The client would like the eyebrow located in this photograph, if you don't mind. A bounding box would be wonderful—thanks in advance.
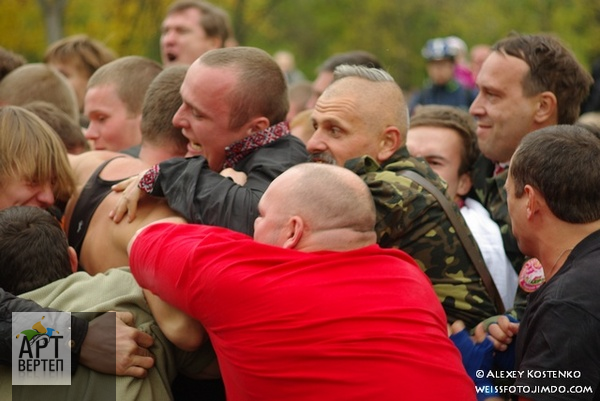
[312,113,346,129]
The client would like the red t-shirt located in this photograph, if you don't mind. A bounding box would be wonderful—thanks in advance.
[130,223,475,401]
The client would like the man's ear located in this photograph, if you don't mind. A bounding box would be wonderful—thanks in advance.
[524,184,540,220]
[247,116,270,135]
[68,246,78,273]
[208,36,222,49]
[282,216,304,250]
[456,172,472,197]
[534,91,557,125]
[376,126,402,163]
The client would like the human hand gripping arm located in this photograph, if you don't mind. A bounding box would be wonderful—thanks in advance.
[1,290,153,378]
[449,321,503,401]
[478,314,520,352]
[80,311,155,378]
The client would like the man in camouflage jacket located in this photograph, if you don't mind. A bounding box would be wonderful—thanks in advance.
[307,64,497,329]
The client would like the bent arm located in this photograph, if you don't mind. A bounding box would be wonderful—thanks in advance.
[152,139,307,235]
[0,288,86,374]
[129,223,249,318]
[151,157,263,235]
[143,289,206,352]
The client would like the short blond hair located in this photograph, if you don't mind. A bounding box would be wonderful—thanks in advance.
[0,106,75,203]
[44,34,117,79]
[0,63,79,121]
[87,56,163,116]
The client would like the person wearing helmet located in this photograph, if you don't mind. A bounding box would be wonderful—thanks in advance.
[409,37,476,114]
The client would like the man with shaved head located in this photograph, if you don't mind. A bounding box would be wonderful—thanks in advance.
[307,65,499,328]
[128,162,475,401]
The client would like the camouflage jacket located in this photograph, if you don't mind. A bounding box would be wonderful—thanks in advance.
[472,156,527,318]
[473,168,526,273]
[346,147,498,328]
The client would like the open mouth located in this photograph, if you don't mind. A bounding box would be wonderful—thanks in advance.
[167,53,177,62]
[186,141,204,157]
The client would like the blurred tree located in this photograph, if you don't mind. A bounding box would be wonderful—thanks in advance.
[1,0,598,90]
[37,0,67,45]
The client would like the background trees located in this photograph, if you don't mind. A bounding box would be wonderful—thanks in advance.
[2,0,599,90]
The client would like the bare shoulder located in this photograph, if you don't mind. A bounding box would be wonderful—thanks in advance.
[70,151,149,183]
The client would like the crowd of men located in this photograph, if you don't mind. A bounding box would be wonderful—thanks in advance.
[0,1,599,400]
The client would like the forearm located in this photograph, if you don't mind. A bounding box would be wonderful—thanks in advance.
[69,313,88,374]
[154,139,307,235]
[143,289,205,352]
[0,288,87,373]
[154,157,261,235]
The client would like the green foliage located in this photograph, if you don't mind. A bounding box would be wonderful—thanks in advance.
[1,0,599,89]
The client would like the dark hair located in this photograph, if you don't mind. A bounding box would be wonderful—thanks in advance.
[510,124,600,223]
[0,206,72,295]
[166,0,232,47]
[493,33,593,124]
[43,34,117,79]
[410,105,479,176]
[141,65,188,154]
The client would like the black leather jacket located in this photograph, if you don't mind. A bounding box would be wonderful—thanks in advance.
[151,132,308,236]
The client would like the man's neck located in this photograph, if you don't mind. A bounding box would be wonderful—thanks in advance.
[139,143,185,166]
[538,220,600,280]
[299,228,377,252]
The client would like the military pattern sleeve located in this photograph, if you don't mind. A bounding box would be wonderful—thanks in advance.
[475,169,529,320]
[346,148,497,329]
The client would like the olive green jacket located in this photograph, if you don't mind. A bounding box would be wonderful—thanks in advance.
[347,147,498,328]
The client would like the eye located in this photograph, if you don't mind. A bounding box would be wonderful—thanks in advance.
[185,103,202,119]
[425,157,444,168]
[26,179,41,188]
[483,89,499,101]
[329,126,342,137]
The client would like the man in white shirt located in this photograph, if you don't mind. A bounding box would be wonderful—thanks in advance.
[407,105,517,309]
